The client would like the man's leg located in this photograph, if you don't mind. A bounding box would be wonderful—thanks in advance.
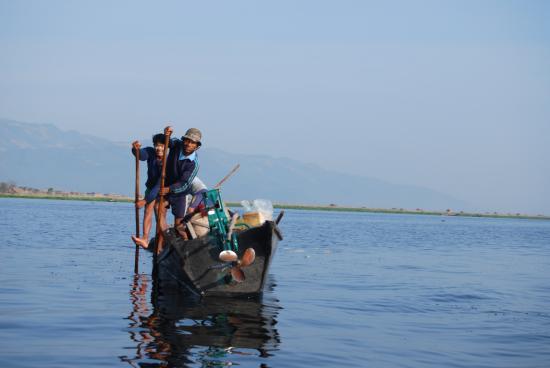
[156,200,169,231]
[131,200,156,249]
[170,194,190,239]
[143,200,156,238]
[155,198,172,253]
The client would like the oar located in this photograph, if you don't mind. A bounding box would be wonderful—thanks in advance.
[154,126,172,256]
[213,164,240,189]
[134,144,141,274]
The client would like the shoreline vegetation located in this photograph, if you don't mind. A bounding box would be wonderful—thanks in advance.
[1,183,548,221]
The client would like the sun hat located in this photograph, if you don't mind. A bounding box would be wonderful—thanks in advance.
[182,128,202,146]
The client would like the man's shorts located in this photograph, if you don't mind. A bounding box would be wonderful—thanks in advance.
[168,194,187,218]
[144,185,160,204]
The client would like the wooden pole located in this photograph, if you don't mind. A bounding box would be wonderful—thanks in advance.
[213,164,240,189]
[154,126,172,257]
[134,147,141,274]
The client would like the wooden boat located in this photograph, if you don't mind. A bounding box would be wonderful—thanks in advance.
[155,218,283,298]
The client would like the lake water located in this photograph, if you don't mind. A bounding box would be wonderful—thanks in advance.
[1,198,549,367]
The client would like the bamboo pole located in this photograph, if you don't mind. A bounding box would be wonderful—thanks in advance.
[154,126,172,257]
[134,146,141,273]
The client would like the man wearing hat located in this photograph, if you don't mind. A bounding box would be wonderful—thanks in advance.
[159,128,203,229]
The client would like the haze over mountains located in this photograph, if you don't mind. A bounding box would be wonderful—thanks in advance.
[0,119,466,211]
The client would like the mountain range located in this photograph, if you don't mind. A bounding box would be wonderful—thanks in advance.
[0,118,466,210]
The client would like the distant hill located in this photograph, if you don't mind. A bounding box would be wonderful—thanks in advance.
[0,118,467,210]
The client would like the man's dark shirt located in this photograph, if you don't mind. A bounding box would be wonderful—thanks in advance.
[131,147,162,190]
[165,139,199,196]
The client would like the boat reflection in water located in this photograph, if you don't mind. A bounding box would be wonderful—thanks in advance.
[120,273,281,367]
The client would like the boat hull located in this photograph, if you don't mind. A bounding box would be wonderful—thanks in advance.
[157,221,281,297]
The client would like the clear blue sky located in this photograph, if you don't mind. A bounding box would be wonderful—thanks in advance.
[1,0,549,214]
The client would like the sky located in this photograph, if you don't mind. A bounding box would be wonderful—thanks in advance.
[1,0,549,214]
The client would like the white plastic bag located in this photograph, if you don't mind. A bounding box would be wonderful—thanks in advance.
[241,199,273,221]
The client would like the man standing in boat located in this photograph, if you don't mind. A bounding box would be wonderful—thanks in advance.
[131,132,167,249]
[160,127,203,230]
[131,127,205,249]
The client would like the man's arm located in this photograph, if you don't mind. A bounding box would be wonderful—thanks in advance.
[168,160,199,195]
[168,137,180,149]
[131,141,150,161]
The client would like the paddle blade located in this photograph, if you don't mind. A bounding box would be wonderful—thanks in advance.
[219,250,238,262]
[239,248,256,267]
[231,267,245,283]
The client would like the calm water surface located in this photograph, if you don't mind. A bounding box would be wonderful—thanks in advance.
[1,198,549,367]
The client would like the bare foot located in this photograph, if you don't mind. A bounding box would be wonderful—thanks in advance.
[131,235,149,249]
